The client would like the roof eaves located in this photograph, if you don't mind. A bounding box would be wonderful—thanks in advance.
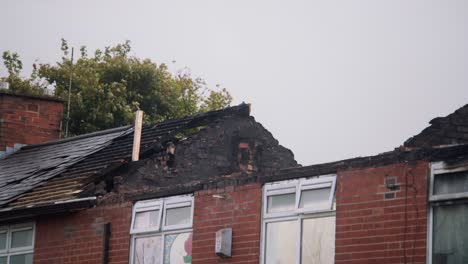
[0,197,97,223]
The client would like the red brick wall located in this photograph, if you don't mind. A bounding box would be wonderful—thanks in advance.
[34,202,132,264]
[0,93,63,150]
[31,162,431,264]
[192,183,262,264]
[335,161,429,264]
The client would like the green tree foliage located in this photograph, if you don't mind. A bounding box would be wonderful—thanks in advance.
[1,51,46,95]
[1,40,233,136]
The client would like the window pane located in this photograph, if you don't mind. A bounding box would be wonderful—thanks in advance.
[265,221,298,264]
[302,216,335,264]
[11,229,33,248]
[10,253,33,264]
[434,171,468,195]
[164,232,192,264]
[134,210,160,230]
[165,207,191,226]
[433,203,468,264]
[0,232,6,249]
[299,187,331,209]
[0,257,6,264]
[267,193,295,213]
[134,236,161,264]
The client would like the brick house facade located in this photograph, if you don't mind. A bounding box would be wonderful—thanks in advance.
[336,162,428,264]
[1,95,468,264]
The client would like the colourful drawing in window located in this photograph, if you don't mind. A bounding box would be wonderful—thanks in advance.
[164,232,192,264]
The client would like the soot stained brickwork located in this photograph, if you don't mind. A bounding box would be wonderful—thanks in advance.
[104,115,297,198]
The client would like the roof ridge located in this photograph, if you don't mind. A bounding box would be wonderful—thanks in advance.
[22,103,250,150]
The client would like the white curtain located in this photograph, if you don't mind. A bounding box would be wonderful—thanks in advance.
[433,203,468,264]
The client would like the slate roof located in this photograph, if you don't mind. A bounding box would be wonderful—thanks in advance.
[404,104,468,148]
[0,103,250,210]
[0,128,128,207]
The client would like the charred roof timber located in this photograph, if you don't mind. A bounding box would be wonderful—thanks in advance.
[1,103,297,217]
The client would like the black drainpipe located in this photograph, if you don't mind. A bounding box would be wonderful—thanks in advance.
[102,223,111,264]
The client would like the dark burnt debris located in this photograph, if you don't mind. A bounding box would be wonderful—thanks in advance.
[3,102,468,216]
[93,114,297,202]
[404,103,468,148]
[0,103,297,211]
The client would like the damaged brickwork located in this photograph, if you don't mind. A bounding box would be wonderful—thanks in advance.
[7,102,468,264]
[92,115,297,200]
[28,108,298,264]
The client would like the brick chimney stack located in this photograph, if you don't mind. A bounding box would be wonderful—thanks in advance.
[0,91,64,157]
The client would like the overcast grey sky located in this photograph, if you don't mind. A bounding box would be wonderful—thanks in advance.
[1,0,468,165]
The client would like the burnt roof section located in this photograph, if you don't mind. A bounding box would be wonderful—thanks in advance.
[404,104,468,148]
[2,103,251,209]
[124,143,468,203]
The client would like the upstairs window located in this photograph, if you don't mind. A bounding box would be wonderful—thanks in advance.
[0,223,35,264]
[429,162,468,264]
[130,195,193,264]
[262,175,336,264]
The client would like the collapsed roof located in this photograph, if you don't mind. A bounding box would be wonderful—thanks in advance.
[0,104,250,213]
[404,103,468,148]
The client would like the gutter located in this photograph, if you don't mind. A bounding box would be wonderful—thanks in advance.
[0,197,97,222]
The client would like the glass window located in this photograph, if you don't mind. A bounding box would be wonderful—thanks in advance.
[134,210,160,230]
[301,217,336,264]
[0,232,6,250]
[430,163,468,264]
[134,236,161,264]
[165,207,191,226]
[267,193,296,213]
[262,176,336,264]
[299,187,331,209]
[9,254,33,264]
[432,203,468,264]
[131,195,193,264]
[11,229,33,248]
[0,223,34,264]
[265,221,298,264]
[434,171,468,195]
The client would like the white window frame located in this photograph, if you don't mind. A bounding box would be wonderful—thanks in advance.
[429,161,468,202]
[427,162,468,264]
[0,222,35,264]
[162,196,194,231]
[130,200,162,234]
[0,227,7,254]
[260,175,337,264]
[297,176,336,213]
[129,194,194,264]
[263,180,298,218]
